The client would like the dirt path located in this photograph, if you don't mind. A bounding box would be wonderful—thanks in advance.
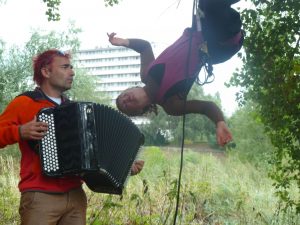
[160,143,226,158]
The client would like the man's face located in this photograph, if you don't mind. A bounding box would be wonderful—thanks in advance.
[46,56,75,92]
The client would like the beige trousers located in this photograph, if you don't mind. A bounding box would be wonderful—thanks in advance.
[19,187,87,225]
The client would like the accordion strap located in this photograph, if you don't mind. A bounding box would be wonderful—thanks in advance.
[19,87,70,104]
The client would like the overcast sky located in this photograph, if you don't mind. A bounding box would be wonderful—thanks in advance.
[0,0,245,115]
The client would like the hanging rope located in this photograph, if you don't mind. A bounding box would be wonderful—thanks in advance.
[196,39,215,85]
[172,0,198,224]
[172,0,219,223]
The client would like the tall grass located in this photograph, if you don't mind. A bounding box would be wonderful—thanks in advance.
[0,151,20,224]
[0,146,299,224]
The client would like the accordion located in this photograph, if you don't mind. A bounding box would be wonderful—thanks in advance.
[37,102,144,195]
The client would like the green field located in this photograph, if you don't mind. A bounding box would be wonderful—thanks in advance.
[0,146,299,225]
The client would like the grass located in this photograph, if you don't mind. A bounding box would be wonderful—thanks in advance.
[0,145,299,224]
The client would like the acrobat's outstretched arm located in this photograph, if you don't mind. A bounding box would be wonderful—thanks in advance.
[107,32,129,47]
[107,32,155,83]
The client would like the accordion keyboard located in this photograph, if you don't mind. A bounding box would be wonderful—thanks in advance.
[38,112,60,174]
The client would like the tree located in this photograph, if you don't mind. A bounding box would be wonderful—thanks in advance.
[0,22,109,113]
[42,0,121,21]
[0,1,121,21]
[229,0,300,212]
[139,84,223,147]
[68,68,111,105]
[228,102,275,167]
[185,83,223,146]
[138,108,175,146]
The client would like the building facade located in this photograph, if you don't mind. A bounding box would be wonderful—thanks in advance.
[74,45,155,124]
[74,45,143,104]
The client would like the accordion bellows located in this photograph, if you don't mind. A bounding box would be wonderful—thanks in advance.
[37,102,144,195]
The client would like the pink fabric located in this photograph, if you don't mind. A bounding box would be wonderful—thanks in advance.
[146,28,204,104]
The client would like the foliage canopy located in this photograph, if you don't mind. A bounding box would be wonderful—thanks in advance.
[0,23,108,113]
[42,0,120,21]
[229,0,300,211]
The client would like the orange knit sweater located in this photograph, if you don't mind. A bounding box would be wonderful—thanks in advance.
[0,91,82,193]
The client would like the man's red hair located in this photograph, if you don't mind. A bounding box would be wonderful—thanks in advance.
[33,49,71,86]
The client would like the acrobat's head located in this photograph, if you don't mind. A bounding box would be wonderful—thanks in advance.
[116,87,157,116]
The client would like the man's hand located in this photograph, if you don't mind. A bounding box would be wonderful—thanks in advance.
[130,160,144,176]
[216,121,233,147]
[19,116,48,140]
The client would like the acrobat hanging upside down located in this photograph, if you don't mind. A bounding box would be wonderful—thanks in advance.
[107,0,243,147]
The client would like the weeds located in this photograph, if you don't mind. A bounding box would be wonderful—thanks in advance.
[0,146,299,224]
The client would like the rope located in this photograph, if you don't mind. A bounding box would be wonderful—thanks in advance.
[172,0,197,224]
[172,0,218,223]
[195,0,215,86]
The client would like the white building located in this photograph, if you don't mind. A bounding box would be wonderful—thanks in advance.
[74,45,154,125]
[74,46,143,104]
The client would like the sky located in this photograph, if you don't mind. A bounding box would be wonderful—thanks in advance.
[0,0,245,116]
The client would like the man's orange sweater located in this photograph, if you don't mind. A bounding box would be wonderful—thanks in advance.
[0,89,82,192]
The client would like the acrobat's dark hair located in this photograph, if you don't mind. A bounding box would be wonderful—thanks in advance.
[142,103,158,116]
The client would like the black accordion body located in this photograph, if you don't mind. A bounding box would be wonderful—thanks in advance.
[37,102,144,195]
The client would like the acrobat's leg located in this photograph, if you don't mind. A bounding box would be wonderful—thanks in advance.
[198,0,240,12]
